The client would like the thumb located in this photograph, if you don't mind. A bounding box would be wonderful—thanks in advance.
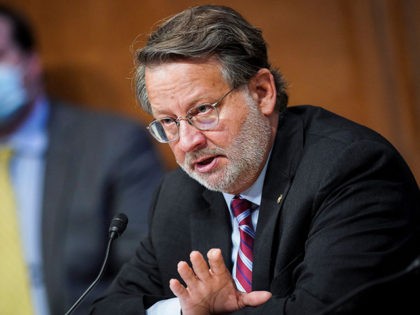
[241,291,272,307]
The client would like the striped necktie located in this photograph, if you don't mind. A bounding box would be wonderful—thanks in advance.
[231,195,256,292]
[0,147,33,314]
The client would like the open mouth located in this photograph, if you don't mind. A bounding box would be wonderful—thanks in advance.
[197,156,215,166]
[194,155,221,173]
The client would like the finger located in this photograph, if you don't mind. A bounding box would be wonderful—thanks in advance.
[169,278,188,299]
[207,248,229,276]
[189,250,211,281]
[177,260,198,287]
[240,291,272,307]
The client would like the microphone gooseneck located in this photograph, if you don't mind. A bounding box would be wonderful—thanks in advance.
[64,213,129,315]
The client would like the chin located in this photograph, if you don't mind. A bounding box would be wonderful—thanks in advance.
[191,170,240,193]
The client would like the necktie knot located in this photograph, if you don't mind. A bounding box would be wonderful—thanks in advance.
[230,195,256,219]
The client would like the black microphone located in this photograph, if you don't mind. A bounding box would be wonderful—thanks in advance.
[64,213,128,315]
[108,213,129,240]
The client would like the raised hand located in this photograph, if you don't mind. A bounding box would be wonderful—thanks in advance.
[169,248,272,315]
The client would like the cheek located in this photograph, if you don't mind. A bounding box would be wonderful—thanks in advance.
[207,130,232,148]
[215,112,247,144]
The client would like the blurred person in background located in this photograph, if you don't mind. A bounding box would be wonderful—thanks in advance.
[0,5,164,315]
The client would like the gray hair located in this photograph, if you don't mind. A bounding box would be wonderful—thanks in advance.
[135,5,288,114]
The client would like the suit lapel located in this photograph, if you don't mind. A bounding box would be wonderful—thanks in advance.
[253,111,304,290]
[191,189,233,271]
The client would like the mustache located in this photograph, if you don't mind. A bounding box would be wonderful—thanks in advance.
[184,147,226,165]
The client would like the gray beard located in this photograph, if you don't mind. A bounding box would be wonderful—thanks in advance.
[180,93,272,193]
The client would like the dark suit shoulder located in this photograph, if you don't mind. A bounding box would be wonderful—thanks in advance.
[47,100,156,155]
[49,100,144,133]
[282,105,416,188]
[287,105,390,146]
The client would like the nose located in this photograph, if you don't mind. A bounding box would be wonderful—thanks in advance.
[177,120,206,152]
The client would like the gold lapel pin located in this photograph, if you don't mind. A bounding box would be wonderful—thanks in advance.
[277,194,283,204]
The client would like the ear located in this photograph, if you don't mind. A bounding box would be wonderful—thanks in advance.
[247,68,277,116]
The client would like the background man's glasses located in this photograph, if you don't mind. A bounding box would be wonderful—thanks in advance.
[147,87,236,143]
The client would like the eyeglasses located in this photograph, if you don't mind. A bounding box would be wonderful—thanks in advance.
[147,87,236,143]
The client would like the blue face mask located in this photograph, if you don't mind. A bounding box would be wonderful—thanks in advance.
[0,64,28,123]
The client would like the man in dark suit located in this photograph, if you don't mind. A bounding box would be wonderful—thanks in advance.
[91,5,420,315]
[0,5,163,315]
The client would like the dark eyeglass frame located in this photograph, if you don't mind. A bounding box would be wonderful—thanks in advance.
[147,87,237,143]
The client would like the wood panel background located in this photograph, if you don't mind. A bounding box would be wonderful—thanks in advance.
[3,0,419,182]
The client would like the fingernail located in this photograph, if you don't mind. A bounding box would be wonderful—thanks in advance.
[209,248,220,257]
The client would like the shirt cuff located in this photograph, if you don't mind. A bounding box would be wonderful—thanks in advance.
[145,297,181,315]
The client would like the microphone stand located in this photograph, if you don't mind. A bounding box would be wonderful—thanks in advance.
[64,213,128,315]
[64,235,115,315]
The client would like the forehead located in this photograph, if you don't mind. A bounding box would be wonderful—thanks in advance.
[146,60,227,96]
[145,59,229,116]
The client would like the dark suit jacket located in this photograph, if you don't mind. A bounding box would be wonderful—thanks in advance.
[319,256,420,315]
[91,105,420,315]
[41,101,163,314]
